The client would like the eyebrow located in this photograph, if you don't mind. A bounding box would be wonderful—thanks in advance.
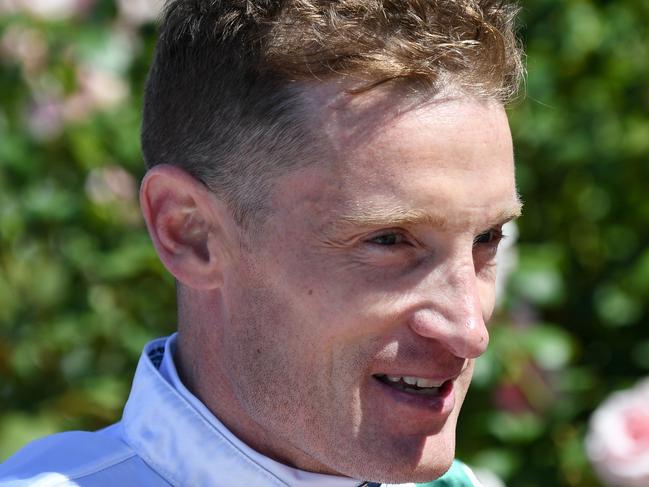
[333,197,523,232]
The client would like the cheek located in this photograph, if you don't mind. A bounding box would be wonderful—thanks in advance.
[222,261,295,386]
[224,260,333,399]
[477,278,497,320]
[223,272,370,459]
[221,284,318,445]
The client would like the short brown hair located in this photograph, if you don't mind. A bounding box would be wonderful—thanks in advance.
[141,0,523,225]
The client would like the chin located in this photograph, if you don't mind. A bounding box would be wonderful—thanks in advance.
[408,450,456,483]
[394,444,456,484]
[357,456,456,485]
[336,429,457,484]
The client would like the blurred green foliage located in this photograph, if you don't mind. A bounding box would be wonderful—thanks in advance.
[0,0,176,457]
[1,1,648,486]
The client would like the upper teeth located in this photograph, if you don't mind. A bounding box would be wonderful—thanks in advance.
[384,375,444,388]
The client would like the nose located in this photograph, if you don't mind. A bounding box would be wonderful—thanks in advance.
[408,260,490,359]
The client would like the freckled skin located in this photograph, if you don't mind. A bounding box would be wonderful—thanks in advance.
[179,92,519,483]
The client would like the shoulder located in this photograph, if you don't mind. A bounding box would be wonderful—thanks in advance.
[0,423,166,487]
[415,460,484,487]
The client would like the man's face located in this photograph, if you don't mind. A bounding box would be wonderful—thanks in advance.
[217,92,520,483]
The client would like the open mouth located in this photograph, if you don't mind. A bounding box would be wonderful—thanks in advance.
[373,374,453,397]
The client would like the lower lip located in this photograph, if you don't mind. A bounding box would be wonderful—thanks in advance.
[371,377,456,416]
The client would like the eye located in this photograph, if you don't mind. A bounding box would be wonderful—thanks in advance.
[367,232,407,246]
[473,228,506,252]
[474,228,505,246]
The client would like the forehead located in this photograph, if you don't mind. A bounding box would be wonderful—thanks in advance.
[271,87,518,229]
[314,86,511,165]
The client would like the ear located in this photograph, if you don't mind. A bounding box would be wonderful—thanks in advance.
[140,164,228,290]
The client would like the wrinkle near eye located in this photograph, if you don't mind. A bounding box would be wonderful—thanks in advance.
[317,234,359,251]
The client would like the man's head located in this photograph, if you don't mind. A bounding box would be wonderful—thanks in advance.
[139,0,523,483]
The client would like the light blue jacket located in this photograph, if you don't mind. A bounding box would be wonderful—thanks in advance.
[0,336,482,487]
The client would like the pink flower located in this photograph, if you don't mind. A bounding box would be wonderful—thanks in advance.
[76,65,129,110]
[117,0,163,26]
[85,165,141,225]
[27,95,64,141]
[0,26,48,75]
[587,378,649,487]
[13,0,94,21]
[85,165,137,205]
[61,65,129,122]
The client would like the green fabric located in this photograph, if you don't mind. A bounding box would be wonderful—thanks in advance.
[415,460,477,486]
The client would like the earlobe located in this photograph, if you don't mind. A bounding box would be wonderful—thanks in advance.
[140,164,224,290]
